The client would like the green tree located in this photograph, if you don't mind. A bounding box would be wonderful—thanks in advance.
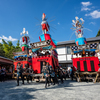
[15,40,22,52]
[1,39,22,59]
[2,39,15,59]
[2,39,7,44]
[8,41,13,47]
[16,40,20,47]
[0,43,5,57]
[96,29,100,37]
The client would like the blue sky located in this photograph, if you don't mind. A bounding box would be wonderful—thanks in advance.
[0,0,100,45]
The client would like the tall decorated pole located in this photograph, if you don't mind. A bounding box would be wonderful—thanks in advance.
[39,13,56,48]
[70,17,100,80]
[20,28,30,51]
[29,13,59,74]
[71,16,87,46]
[71,16,99,54]
[41,13,50,34]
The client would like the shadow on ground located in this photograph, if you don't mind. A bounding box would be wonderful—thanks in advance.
[0,81,37,100]
[0,79,100,100]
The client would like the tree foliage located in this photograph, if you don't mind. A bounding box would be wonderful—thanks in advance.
[0,39,22,59]
[15,40,22,52]
[96,29,100,37]
[0,43,5,57]
[16,40,20,47]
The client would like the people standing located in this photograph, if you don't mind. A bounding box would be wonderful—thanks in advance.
[54,66,59,84]
[70,67,74,80]
[0,67,1,82]
[27,65,34,83]
[66,68,69,78]
[46,62,52,84]
[50,68,56,85]
[23,65,29,84]
[59,69,64,83]
[0,67,6,82]
[42,62,50,88]
[57,68,63,84]
[16,63,24,86]
[62,69,66,80]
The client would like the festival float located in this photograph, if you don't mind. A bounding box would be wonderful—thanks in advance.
[13,13,59,81]
[13,28,32,72]
[30,13,58,75]
[71,17,100,82]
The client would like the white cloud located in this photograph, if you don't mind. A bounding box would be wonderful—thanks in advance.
[58,22,60,25]
[0,35,18,43]
[81,1,92,11]
[81,2,92,7]
[81,7,91,11]
[89,22,96,25]
[85,10,100,18]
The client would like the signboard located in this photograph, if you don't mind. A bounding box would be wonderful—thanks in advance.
[79,58,90,60]
[13,51,27,56]
[71,42,98,51]
[37,59,48,61]
[30,40,51,49]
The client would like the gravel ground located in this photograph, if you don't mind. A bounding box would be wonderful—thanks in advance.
[0,79,100,100]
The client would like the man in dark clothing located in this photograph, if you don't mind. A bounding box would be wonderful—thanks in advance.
[46,62,52,84]
[23,65,30,83]
[57,68,63,83]
[17,63,24,86]
[0,67,6,82]
[59,69,64,83]
[0,67,1,81]
[62,69,66,80]
[42,62,51,88]
[54,67,59,84]
[27,65,34,83]
[45,74,50,88]
[50,68,56,85]
[70,67,74,80]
